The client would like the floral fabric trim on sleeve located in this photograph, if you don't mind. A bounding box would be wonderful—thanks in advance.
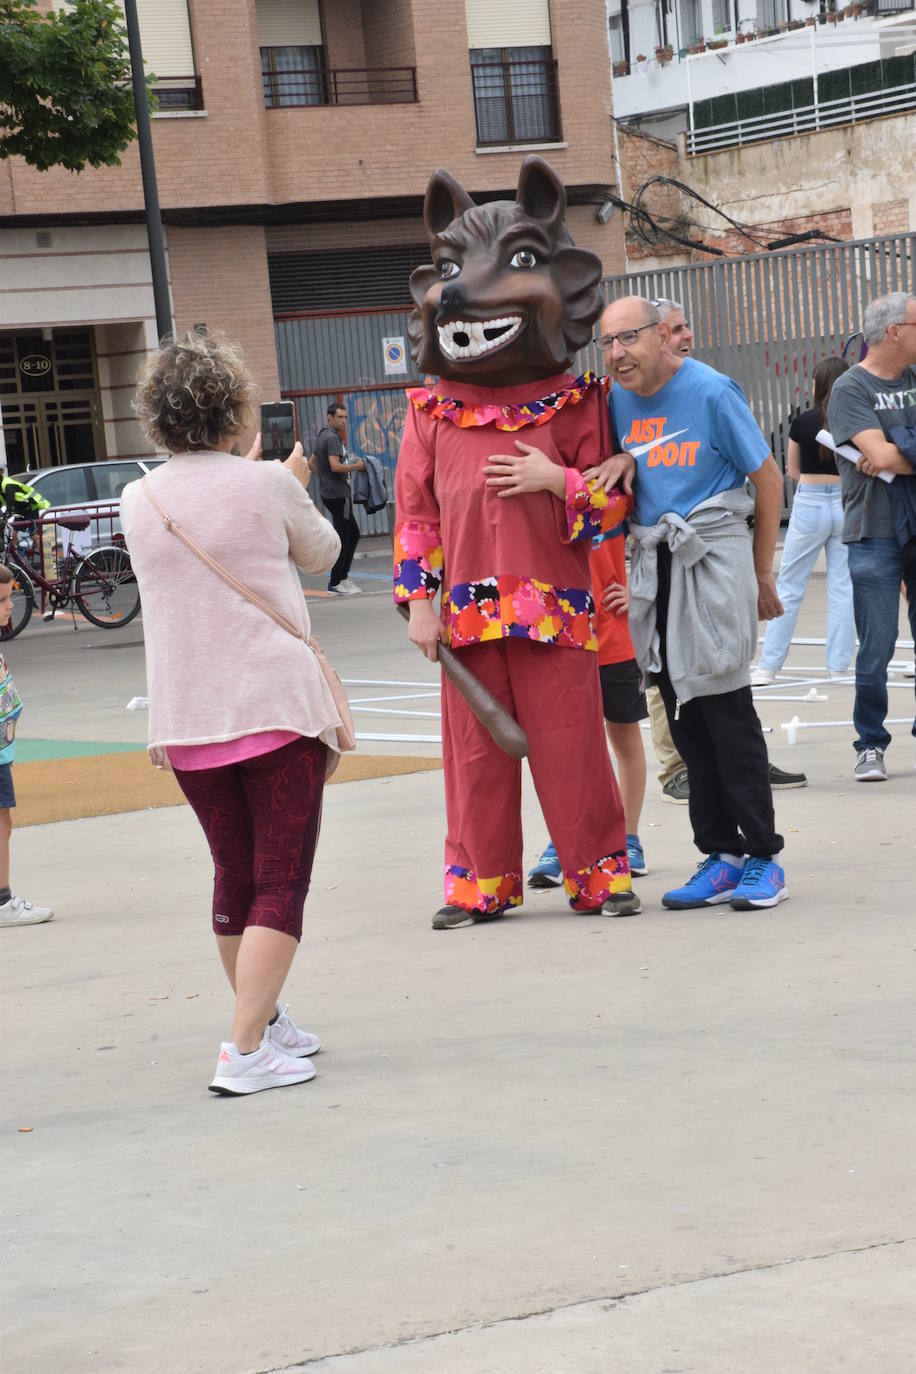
[394,521,444,602]
[565,469,631,544]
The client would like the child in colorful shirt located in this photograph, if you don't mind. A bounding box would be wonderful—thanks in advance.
[0,565,53,927]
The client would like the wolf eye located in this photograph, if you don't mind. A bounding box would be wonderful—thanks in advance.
[438,260,460,279]
[509,249,538,269]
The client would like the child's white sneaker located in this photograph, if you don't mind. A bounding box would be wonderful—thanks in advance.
[269,1003,321,1058]
[208,1038,316,1096]
[0,896,53,927]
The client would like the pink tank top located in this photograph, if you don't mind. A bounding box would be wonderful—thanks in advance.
[167,730,299,771]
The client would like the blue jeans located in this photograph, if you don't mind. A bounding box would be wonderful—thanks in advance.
[759,485,855,673]
[846,536,916,752]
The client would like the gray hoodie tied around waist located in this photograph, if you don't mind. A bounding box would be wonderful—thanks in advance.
[628,486,757,705]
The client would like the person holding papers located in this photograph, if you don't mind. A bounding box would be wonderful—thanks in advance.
[827,292,916,782]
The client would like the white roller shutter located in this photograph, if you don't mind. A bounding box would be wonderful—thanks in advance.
[133,0,195,78]
[465,0,551,49]
[256,0,323,47]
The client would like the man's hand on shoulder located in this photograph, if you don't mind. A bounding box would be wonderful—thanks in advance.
[756,570,783,621]
[584,452,636,495]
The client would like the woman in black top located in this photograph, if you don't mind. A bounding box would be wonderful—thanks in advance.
[754,356,855,681]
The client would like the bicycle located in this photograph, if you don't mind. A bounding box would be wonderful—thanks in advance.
[0,506,141,640]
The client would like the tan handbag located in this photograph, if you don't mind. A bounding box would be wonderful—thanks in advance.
[141,478,356,754]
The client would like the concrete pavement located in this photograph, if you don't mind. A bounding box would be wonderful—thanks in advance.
[2,556,915,1373]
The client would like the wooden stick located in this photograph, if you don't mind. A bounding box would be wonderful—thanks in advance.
[396,605,529,759]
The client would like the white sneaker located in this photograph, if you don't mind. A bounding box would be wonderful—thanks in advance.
[0,896,54,927]
[208,1037,316,1096]
[269,1004,321,1058]
[750,667,777,686]
[339,578,362,595]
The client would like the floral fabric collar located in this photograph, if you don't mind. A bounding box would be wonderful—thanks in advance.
[407,372,608,432]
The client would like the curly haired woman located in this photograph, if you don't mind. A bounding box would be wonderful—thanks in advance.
[122,330,343,1096]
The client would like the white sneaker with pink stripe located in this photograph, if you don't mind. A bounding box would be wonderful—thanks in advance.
[208,1037,316,1096]
[269,1003,321,1058]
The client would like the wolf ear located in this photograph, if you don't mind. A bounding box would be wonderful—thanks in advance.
[423,170,475,238]
[515,156,567,230]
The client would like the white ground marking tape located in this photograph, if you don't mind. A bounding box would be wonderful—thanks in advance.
[350,706,441,718]
[342,679,439,688]
[347,692,440,705]
[355,731,442,744]
[781,715,913,745]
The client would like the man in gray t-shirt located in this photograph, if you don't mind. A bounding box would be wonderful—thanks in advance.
[826,291,916,778]
[313,402,366,594]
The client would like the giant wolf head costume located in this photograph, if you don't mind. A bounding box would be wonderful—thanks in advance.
[407,157,604,389]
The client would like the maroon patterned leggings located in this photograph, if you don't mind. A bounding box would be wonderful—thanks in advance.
[173,736,327,942]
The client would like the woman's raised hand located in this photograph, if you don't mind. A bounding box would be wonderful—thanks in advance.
[283,442,312,487]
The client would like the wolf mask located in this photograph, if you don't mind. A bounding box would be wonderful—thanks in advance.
[408,157,604,388]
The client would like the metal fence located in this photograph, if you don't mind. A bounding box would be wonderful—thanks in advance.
[274,231,915,524]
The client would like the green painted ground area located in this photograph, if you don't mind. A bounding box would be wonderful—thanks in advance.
[15,738,146,763]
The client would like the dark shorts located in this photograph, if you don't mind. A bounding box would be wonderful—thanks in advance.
[0,762,15,809]
[599,659,648,725]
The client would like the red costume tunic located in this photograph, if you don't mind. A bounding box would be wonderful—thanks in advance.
[394,373,627,649]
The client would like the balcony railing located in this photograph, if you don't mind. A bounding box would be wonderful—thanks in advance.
[687,77,916,153]
[261,55,418,109]
[152,75,204,112]
[470,57,562,146]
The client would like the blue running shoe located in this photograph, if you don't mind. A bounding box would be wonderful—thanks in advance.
[527,840,562,889]
[626,833,647,877]
[662,853,745,909]
[729,857,788,910]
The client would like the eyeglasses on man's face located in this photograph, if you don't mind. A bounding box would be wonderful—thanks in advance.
[596,322,659,350]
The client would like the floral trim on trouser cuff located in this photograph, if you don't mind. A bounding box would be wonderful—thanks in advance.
[394,521,444,601]
[446,576,596,650]
[565,468,630,543]
[564,850,631,909]
[444,865,523,914]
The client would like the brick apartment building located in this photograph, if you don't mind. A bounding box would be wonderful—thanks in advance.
[0,0,624,476]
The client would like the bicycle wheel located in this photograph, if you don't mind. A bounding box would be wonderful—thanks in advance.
[74,546,141,628]
[0,568,35,640]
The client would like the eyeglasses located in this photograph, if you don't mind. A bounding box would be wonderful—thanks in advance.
[596,322,659,349]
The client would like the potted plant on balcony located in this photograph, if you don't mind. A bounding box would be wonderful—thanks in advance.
[655,44,674,65]
[687,36,706,53]
[708,32,729,49]
[612,58,629,77]
[788,17,805,29]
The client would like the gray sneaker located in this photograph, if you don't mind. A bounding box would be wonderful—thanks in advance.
[661,768,689,805]
[601,890,642,917]
[854,747,887,782]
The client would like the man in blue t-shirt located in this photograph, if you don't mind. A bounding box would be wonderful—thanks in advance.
[588,296,787,911]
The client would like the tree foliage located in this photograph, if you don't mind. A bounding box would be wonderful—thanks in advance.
[0,0,155,172]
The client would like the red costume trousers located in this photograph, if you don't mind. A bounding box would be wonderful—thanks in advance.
[441,638,630,913]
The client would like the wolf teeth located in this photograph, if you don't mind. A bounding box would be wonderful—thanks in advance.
[437,315,522,361]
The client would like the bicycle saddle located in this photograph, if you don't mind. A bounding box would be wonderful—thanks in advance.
[57,516,91,532]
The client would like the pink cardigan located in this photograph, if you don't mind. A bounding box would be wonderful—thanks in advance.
[120,452,343,758]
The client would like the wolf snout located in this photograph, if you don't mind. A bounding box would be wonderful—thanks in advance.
[436,283,467,317]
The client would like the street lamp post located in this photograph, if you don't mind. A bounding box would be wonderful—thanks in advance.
[122,0,173,343]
